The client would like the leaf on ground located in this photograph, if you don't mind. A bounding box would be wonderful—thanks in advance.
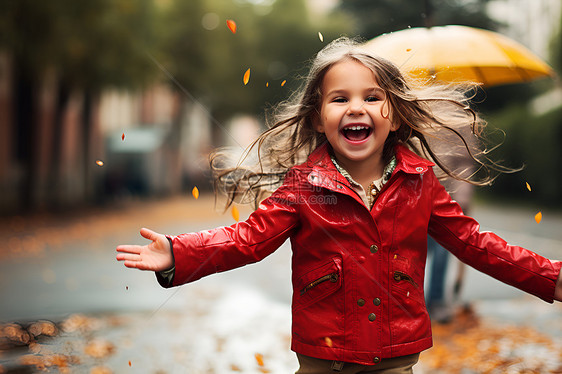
[255,352,264,367]
[84,339,115,359]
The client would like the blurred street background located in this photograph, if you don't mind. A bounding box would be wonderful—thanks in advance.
[1,0,562,373]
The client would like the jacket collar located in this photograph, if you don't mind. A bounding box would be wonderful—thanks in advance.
[393,144,434,175]
[299,142,434,194]
[305,142,434,176]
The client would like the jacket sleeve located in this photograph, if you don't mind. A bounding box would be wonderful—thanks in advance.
[163,171,301,288]
[427,172,561,303]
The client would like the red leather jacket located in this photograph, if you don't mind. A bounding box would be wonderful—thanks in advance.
[164,143,561,365]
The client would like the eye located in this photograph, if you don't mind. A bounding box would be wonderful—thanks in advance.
[365,95,381,102]
[331,97,347,103]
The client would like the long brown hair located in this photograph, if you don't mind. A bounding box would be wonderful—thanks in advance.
[211,37,511,209]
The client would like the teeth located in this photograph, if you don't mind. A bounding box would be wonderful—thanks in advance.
[345,125,369,131]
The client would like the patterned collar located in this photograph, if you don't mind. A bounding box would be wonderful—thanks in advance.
[330,155,397,208]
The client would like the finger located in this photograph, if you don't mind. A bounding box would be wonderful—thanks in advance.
[124,260,151,271]
[140,227,159,242]
[116,245,142,254]
[116,253,141,262]
[123,260,141,269]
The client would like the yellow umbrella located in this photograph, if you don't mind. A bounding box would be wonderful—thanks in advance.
[361,25,555,87]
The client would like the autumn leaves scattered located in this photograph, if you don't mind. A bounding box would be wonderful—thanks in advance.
[526,181,543,224]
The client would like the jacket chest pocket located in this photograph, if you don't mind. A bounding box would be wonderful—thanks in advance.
[294,257,342,311]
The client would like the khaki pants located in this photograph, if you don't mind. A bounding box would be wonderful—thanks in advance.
[295,353,420,374]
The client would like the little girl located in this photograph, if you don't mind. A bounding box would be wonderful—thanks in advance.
[116,37,562,373]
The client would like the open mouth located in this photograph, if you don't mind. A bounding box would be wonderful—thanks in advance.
[341,125,372,142]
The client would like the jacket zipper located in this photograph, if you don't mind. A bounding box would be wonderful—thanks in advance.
[393,271,418,288]
[301,272,339,295]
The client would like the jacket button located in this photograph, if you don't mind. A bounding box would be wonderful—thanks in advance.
[357,298,366,307]
[368,313,376,321]
[373,357,380,363]
[373,298,381,306]
[370,244,378,253]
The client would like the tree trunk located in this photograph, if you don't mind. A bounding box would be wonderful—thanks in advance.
[47,81,71,210]
[14,67,37,211]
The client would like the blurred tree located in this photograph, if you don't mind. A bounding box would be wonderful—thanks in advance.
[158,0,350,145]
[336,0,498,39]
[0,0,157,210]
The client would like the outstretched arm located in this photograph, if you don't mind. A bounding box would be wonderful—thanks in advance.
[116,228,174,272]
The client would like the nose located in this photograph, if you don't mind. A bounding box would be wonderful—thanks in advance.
[347,99,365,116]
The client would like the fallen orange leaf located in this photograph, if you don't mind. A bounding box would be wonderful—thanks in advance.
[95,160,104,167]
[192,186,199,199]
[266,82,269,87]
[281,80,286,86]
[232,206,240,222]
[535,211,542,224]
[526,182,531,191]
[243,68,250,85]
[84,339,115,359]
[226,19,237,34]
[255,353,264,367]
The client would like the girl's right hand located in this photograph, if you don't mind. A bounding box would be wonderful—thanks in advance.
[116,228,174,272]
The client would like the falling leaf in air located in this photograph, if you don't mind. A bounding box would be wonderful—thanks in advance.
[406,48,412,52]
[126,286,128,290]
[226,19,237,34]
[318,32,324,42]
[95,160,104,167]
[232,206,240,222]
[128,360,132,367]
[535,212,542,224]
[266,82,269,87]
[324,337,333,347]
[243,68,251,85]
[121,133,125,141]
[255,353,264,367]
[281,80,286,86]
[192,186,200,199]
[526,182,531,191]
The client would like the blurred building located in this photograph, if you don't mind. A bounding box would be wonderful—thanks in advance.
[0,65,213,214]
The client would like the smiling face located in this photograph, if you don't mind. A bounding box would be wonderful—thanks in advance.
[314,59,399,174]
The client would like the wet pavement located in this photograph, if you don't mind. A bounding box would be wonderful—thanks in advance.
[0,194,561,373]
